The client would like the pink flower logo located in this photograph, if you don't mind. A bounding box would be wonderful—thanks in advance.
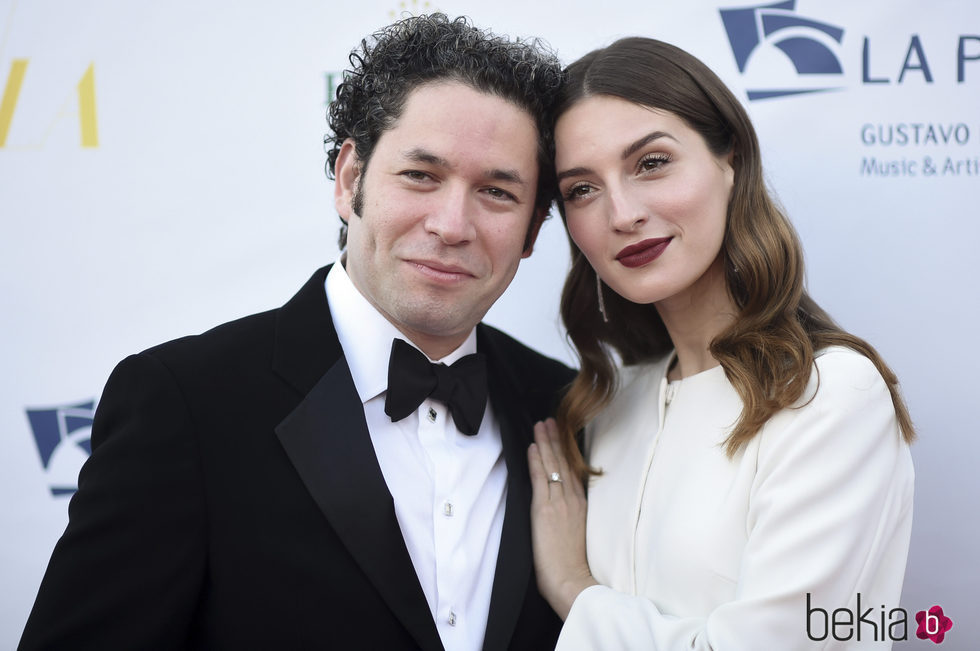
[915,605,953,644]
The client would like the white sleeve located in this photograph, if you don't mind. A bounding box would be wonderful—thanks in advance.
[557,350,915,651]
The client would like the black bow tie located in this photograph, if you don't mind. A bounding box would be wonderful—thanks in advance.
[384,338,488,436]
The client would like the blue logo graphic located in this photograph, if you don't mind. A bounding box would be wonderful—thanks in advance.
[720,1,845,100]
[26,400,95,496]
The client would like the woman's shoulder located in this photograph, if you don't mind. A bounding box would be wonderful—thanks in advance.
[759,345,903,454]
[756,345,912,496]
[802,345,889,407]
[813,345,881,375]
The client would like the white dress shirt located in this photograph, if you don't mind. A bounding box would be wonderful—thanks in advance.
[559,347,914,650]
[325,262,506,651]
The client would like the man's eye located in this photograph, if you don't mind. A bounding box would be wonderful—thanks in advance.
[486,187,516,201]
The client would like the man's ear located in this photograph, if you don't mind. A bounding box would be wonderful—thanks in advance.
[334,138,360,221]
[521,208,547,258]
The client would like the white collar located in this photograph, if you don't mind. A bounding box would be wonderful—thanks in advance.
[324,259,478,404]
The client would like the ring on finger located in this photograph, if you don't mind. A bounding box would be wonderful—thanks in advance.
[548,471,563,484]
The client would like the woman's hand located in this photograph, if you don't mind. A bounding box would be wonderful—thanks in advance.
[528,418,598,620]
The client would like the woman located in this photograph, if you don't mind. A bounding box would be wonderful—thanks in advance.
[527,38,915,649]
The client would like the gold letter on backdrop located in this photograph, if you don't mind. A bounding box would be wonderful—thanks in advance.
[0,58,28,146]
[77,63,98,147]
[0,60,98,148]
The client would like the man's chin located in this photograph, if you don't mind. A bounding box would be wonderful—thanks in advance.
[390,307,485,345]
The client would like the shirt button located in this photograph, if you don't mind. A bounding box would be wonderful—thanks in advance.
[427,407,437,422]
[443,501,454,517]
[448,610,457,626]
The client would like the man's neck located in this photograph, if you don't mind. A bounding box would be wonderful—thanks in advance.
[339,254,474,361]
[391,326,470,361]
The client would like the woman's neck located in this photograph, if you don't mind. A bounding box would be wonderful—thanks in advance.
[657,257,737,381]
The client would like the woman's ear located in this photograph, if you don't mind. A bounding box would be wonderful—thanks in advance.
[721,141,736,190]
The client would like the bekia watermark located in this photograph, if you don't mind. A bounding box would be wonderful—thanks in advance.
[806,593,953,644]
[915,605,953,644]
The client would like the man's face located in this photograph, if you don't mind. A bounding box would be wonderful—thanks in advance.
[334,81,541,357]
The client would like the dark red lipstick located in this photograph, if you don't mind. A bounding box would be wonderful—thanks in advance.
[616,237,672,268]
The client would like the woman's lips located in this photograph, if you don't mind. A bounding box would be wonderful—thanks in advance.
[616,237,672,268]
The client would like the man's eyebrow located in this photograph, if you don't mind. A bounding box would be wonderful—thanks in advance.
[403,147,527,187]
[622,130,677,160]
[486,168,527,186]
[403,147,451,168]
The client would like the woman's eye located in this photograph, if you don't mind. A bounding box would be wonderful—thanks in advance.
[639,154,671,172]
[563,184,594,201]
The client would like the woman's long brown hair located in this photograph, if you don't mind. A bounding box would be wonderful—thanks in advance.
[554,38,915,479]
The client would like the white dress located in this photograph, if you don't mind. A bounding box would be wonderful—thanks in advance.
[558,347,914,650]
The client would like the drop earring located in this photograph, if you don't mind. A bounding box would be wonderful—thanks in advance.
[596,272,609,323]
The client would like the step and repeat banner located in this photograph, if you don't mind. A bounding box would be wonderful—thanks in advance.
[2,0,977,647]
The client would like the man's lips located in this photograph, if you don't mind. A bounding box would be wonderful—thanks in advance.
[407,259,475,280]
[615,237,672,268]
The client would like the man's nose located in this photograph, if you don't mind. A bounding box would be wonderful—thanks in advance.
[425,185,477,245]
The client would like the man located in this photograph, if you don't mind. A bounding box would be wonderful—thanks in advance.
[20,14,571,651]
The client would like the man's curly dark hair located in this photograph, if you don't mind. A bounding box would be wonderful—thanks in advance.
[325,13,563,249]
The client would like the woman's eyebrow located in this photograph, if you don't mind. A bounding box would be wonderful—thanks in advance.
[622,130,677,160]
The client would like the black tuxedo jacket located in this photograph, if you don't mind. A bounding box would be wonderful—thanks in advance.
[20,266,574,650]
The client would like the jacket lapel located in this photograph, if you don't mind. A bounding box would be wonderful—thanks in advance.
[272,266,444,651]
[479,326,536,651]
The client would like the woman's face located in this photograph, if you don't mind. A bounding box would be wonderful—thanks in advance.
[555,95,734,308]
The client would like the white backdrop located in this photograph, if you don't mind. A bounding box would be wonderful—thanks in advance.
[2,0,977,648]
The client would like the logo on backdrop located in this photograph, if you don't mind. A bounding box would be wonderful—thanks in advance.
[720,1,980,102]
[720,0,845,100]
[26,400,96,496]
[718,2,980,180]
